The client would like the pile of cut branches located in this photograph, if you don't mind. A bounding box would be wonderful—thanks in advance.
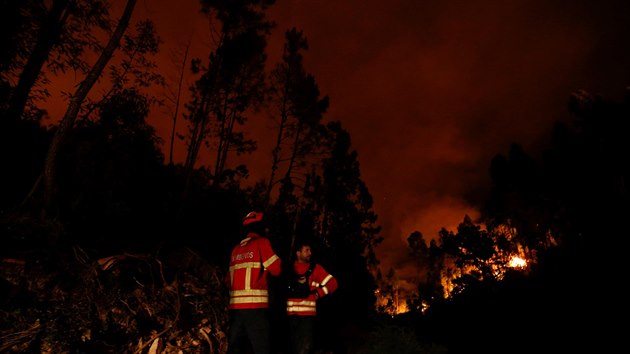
[1,245,228,354]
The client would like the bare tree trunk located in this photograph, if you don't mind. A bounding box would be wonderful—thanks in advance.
[4,0,71,124]
[183,98,211,184]
[181,49,224,204]
[285,119,304,182]
[169,39,191,165]
[213,95,234,187]
[41,0,137,216]
[265,80,290,206]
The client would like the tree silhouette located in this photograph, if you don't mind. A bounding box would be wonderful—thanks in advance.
[164,37,192,165]
[3,0,112,125]
[406,230,444,308]
[309,121,382,315]
[0,1,113,216]
[265,27,330,205]
[181,0,275,201]
[40,0,138,219]
[80,19,165,122]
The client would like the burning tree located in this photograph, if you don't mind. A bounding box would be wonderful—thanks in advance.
[393,215,542,313]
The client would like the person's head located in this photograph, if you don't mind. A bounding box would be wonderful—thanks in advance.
[294,240,312,263]
[242,210,266,236]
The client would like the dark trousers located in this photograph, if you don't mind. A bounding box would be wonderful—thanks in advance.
[288,315,315,354]
[227,308,271,354]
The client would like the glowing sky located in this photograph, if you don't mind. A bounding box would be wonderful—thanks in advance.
[100,0,630,287]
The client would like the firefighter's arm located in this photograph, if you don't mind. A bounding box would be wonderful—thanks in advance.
[260,238,282,276]
[313,265,338,298]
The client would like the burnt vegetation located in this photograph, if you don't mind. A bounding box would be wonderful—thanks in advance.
[1,1,628,353]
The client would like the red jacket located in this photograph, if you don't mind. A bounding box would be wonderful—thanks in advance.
[286,261,338,316]
[227,232,281,310]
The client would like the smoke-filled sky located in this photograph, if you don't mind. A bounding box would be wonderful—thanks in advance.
[79,0,630,287]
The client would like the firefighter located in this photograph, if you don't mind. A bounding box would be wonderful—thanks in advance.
[286,239,338,354]
[226,211,282,354]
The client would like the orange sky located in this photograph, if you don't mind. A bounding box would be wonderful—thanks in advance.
[47,0,630,289]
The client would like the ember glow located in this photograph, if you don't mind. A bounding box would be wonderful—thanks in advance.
[375,288,409,316]
[509,256,527,268]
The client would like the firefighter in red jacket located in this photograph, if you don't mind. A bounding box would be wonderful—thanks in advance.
[286,239,338,354]
[226,211,282,354]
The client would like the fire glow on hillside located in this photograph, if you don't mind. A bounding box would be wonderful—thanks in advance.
[375,222,546,316]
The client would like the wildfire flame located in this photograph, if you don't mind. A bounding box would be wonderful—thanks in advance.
[509,256,526,268]
[374,222,549,316]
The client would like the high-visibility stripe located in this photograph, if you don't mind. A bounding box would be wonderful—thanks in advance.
[287,297,317,315]
[287,299,316,314]
[239,237,251,246]
[321,274,333,285]
[245,267,251,289]
[287,300,316,307]
[263,254,279,268]
[287,299,316,311]
[322,286,329,295]
[230,296,269,304]
[229,262,261,271]
[230,289,268,296]
[287,305,316,312]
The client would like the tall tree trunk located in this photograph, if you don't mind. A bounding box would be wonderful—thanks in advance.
[4,0,71,124]
[182,43,225,201]
[182,96,211,191]
[169,39,191,165]
[41,0,137,216]
[285,119,304,182]
[265,78,290,206]
[213,106,238,188]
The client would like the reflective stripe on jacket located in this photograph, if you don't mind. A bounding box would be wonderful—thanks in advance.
[227,233,281,309]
